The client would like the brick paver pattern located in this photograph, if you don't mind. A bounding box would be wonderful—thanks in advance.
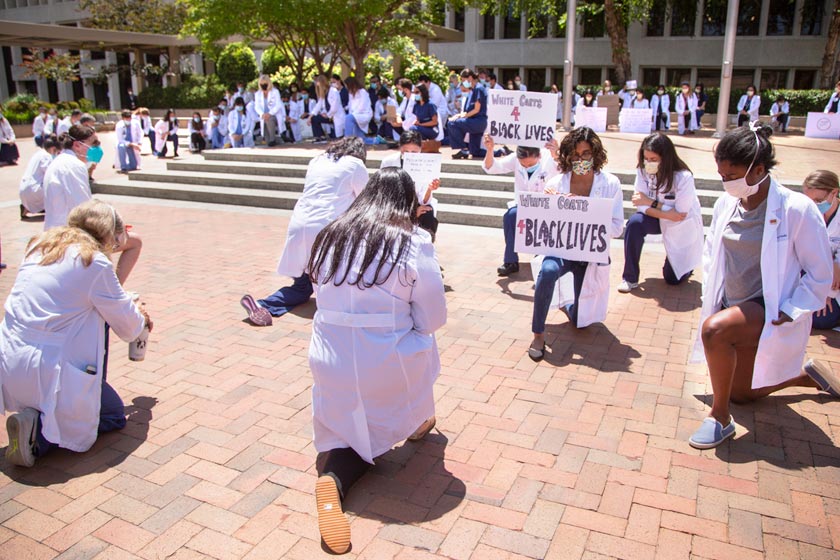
[0,144,839,558]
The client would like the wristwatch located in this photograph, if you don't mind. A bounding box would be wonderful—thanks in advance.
[651,200,659,209]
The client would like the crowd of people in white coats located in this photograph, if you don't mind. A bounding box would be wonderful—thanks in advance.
[2,68,840,556]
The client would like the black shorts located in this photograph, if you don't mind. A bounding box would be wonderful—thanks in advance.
[721,296,766,310]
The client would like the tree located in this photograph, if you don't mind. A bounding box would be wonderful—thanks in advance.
[820,0,840,87]
[216,42,259,88]
[260,45,286,76]
[78,0,186,35]
[20,49,80,82]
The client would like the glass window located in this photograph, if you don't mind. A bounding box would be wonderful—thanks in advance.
[482,14,495,39]
[551,15,567,38]
[647,0,666,36]
[766,0,795,35]
[760,69,788,90]
[666,68,691,87]
[696,68,722,88]
[642,68,661,87]
[90,50,106,61]
[702,0,726,36]
[500,68,519,86]
[606,68,619,86]
[737,0,761,35]
[670,0,696,36]
[582,1,606,38]
[793,69,817,89]
[731,69,756,90]
[801,0,824,35]
[579,67,602,86]
[529,13,549,38]
[454,8,465,32]
[526,69,545,91]
[503,10,522,39]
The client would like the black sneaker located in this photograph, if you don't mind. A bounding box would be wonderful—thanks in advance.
[452,150,469,160]
[497,262,519,276]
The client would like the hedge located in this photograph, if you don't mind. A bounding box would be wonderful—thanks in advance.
[0,93,99,124]
[137,74,227,109]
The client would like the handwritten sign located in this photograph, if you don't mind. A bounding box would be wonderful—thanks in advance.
[619,108,654,134]
[402,152,442,196]
[487,90,558,148]
[575,107,608,132]
[514,193,615,264]
[805,112,840,140]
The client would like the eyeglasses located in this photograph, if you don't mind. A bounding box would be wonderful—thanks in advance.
[570,151,593,161]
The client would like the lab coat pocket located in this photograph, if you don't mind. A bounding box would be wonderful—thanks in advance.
[58,362,100,421]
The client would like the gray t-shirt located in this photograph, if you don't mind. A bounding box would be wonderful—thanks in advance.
[722,198,767,306]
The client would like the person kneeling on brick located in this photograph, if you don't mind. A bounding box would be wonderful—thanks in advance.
[307,167,446,554]
[0,200,153,467]
[690,123,839,450]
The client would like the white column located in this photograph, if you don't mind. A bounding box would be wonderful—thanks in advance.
[714,0,740,138]
[694,0,705,37]
[545,67,551,89]
[520,11,527,39]
[54,49,75,102]
[562,0,576,130]
[792,0,803,36]
[190,53,204,76]
[494,13,502,40]
[129,51,142,93]
[80,50,96,101]
[11,47,26,94]
[105,51,121,110]
[758,0,770,36]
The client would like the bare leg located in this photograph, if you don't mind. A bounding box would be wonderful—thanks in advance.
[115,231,142,285]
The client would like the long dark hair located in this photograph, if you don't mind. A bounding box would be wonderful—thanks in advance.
[558,127,607,174]
[325,136,367,163]
[307,168,419,288]
[636,133,691,194]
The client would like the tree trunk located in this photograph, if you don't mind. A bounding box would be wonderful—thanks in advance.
[353,51,367,82]
[820,0,840,87]
[603,0,632,85]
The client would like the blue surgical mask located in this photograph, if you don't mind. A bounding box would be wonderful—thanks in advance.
[413,94,421,102]
[193,117,201,123]
[302,94,309,100]
[86,145,104,164]
[817,200,833,214]
[462,80,471,89]
[236,106,244,112]
[524,162,540,174]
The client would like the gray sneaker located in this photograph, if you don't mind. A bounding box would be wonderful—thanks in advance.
[5,408,39,467]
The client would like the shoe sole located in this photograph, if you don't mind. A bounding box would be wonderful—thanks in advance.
[5,413,34,467]
[240,295,273,327]
[688,426,736,450]
[315,476,351,554]
[408,417,436,441]
[804,360,840,398]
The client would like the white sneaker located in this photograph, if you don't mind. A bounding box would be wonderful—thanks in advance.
[617,280,639,293]
[6,408,39,467]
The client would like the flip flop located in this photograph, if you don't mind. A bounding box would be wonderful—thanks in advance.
[315,476,351,554]
[240,294,273,326]
[408,417,437,441]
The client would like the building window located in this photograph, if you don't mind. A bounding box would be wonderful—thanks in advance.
[454,8,465,32]
[526,68,545,91]
[500,68,519,87]
[529,13,549,38]
[732,69,756,90]
[503,10,522,39]
[646,0,666,36]
[737,0,761,35]
[666,68,691,87]
[90,50,106,61]
[582,1,606,38]
[801,0,824,35]
[702,0,725,36]
[793,69,817,89]
[766,0,795,36]
[696,67,722,88]
[761,69,788,89]
[670,0,696,36]
[482,14,495,39]
[641,68,661,87]
[579,67,602,86]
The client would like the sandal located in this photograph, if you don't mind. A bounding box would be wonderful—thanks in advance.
[528,341,546,362]
[408,417,436,441]
[315,476,351,554]
[240,294,273,326]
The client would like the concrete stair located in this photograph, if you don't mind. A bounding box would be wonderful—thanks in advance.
[93,148,792,229]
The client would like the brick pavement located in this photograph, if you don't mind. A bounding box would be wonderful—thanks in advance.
[0,141,839,558]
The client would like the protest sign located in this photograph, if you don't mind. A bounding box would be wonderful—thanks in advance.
[514,193,614,264]
[487,90,558,148]
[805,112,840,139]
[619,108,653,134]
[402,152,442,195]
[575,107,608,132]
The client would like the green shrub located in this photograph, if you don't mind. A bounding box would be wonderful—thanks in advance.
[216,42,258,89]
[137,74,227,109]
[260,46,286,77]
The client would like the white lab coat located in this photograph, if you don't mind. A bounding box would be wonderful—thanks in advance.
[633,169,704,279]
[255,87,286,136]
[770,101,790,129]
[0,246,144,452]
[692,180,832,388]
[737,94,761,122]
[651,93,671,130]
[276,154,369,278]
[19,149,52,213]
[286,100,304,142]
[347,90,373,131]
[675,93,699,134]
[32,114,49,138]
[153,119,178,153]
[531,172,625,328]
[427,83,449,139]
[380,153,438,215]
[113,119,143,164]
[326,87,345,138]
[825,210,840,301]
[44,116,57,136]
[576,98,598,109]
[136,115,152,136]
[397,95,417,130]
[628,97,650,109]
[824,92,840,113]
[309,228,446,464]
[56,117,73,136]
[375,98,398,125]
[482,149,559,208]
[43,150,91,230]
[0,118,16,143]
[227,110,255,147]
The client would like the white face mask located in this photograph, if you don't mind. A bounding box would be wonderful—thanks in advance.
[722,131,768,199]
[644,160,659,175]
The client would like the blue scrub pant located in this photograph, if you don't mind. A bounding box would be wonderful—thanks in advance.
[622,212,690,285]
[258,275,314,317]
[448,117,487,156]
[117,143,137,171]
[812,299,840,330]
[503,206,518,264]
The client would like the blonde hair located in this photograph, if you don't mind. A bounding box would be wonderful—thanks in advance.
[26,200,124,267]
[258,74,272,88]
[803,170,840,192]
[315,75,329,100]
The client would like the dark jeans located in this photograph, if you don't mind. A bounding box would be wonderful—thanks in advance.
[448,116,488,157]
[532,257,588,332]
[654,112,668,131]
[258,274,314,316]
[316,447,371,499]
[190,132,206,152]
[34,325,127,457]
[157,133,179,157]
[34,135,44,148]
[311,114,334,139]
[812,299,840,330]
[0,143,20,164]
[502,206,518,264]
[377,121,394,140]
[622,212,691,285]
[775,113,789,132]
[738,113,751,127]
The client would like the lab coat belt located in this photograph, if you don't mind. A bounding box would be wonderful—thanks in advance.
[4,317,67,346]
[316,310,396,328]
